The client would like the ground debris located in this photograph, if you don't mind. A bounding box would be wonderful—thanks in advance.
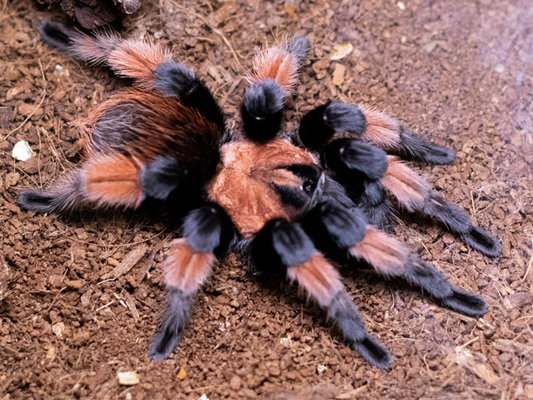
[101,246,148,280]
[117,371,140,386]
[12,141,32,161]
[332,63,346,86]
[0,256,12,301]
[454,346,499,384]
[330,44,353,61]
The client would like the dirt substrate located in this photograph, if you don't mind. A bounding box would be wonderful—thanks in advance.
[1,0,532,399]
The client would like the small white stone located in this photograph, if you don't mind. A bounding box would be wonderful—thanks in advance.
[397,2,406,10]
[317,364,327,374]
[280,335,293,347]
[198,395,210,400]
[52,322,65,338]
[218,321,230,331]
[12,140,33,161]
[495,64,505,74]
[54,64,70,77]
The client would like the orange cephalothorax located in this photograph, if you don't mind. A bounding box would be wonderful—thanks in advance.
[207,139,321,235]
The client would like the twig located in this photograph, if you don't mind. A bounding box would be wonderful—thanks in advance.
[521,247,533,282]
[0,0,8,19]
[96,300,115,312]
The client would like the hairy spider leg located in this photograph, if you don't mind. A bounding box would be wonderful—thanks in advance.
[38,21,225,129]
[302,198,488,318]
[18,152,144,213]
[38,21,171,89]
[381,156,502,257]
[298,102,455,164]
[249,218,392,369]
[149,204,234,361]
[321,137,501,257]
[241,37,310,142]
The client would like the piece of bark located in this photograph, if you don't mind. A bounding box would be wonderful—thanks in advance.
[101,245,148,280]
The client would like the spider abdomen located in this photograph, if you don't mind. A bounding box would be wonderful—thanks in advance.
[82,88,222,162]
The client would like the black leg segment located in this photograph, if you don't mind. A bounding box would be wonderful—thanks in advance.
[154,61,225,128]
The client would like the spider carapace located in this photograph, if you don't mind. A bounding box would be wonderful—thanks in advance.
[18,22,502,369]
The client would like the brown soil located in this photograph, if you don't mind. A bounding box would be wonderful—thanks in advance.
[1,1,532,399]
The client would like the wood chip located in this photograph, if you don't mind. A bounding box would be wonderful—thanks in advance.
[0,256,12,301]
[495,339,533,356]
[332,63,346,86]
[336,385,368,399]
[123,291,140,321]
[101,246,148,280]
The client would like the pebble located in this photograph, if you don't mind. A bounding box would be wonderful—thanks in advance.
[230,375,242,391]
[12,140,32,161]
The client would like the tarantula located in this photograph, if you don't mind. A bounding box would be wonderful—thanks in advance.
[18,21,501,369]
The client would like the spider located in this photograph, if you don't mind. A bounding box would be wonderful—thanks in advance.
[18,21,501,369]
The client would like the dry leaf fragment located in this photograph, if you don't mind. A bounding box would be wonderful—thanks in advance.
[177,368,186,379]
[123,291,140,321]
[330,44,353,61]
[0,256,12,301]
[454,346,499,384]
[336,385,368,399]
[286,5,298,21]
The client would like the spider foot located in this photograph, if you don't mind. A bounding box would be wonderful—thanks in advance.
[397,125,455,165]
[400,256,487,317]
[423,192,502,257]
[38,21,76,52]
[18,171,84,214]
[460,226,502,258]
[150,205,234,360]
[439,288,488,317]
[329,292,392,370]
[18,189,58,213]
[149,287,194,361]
